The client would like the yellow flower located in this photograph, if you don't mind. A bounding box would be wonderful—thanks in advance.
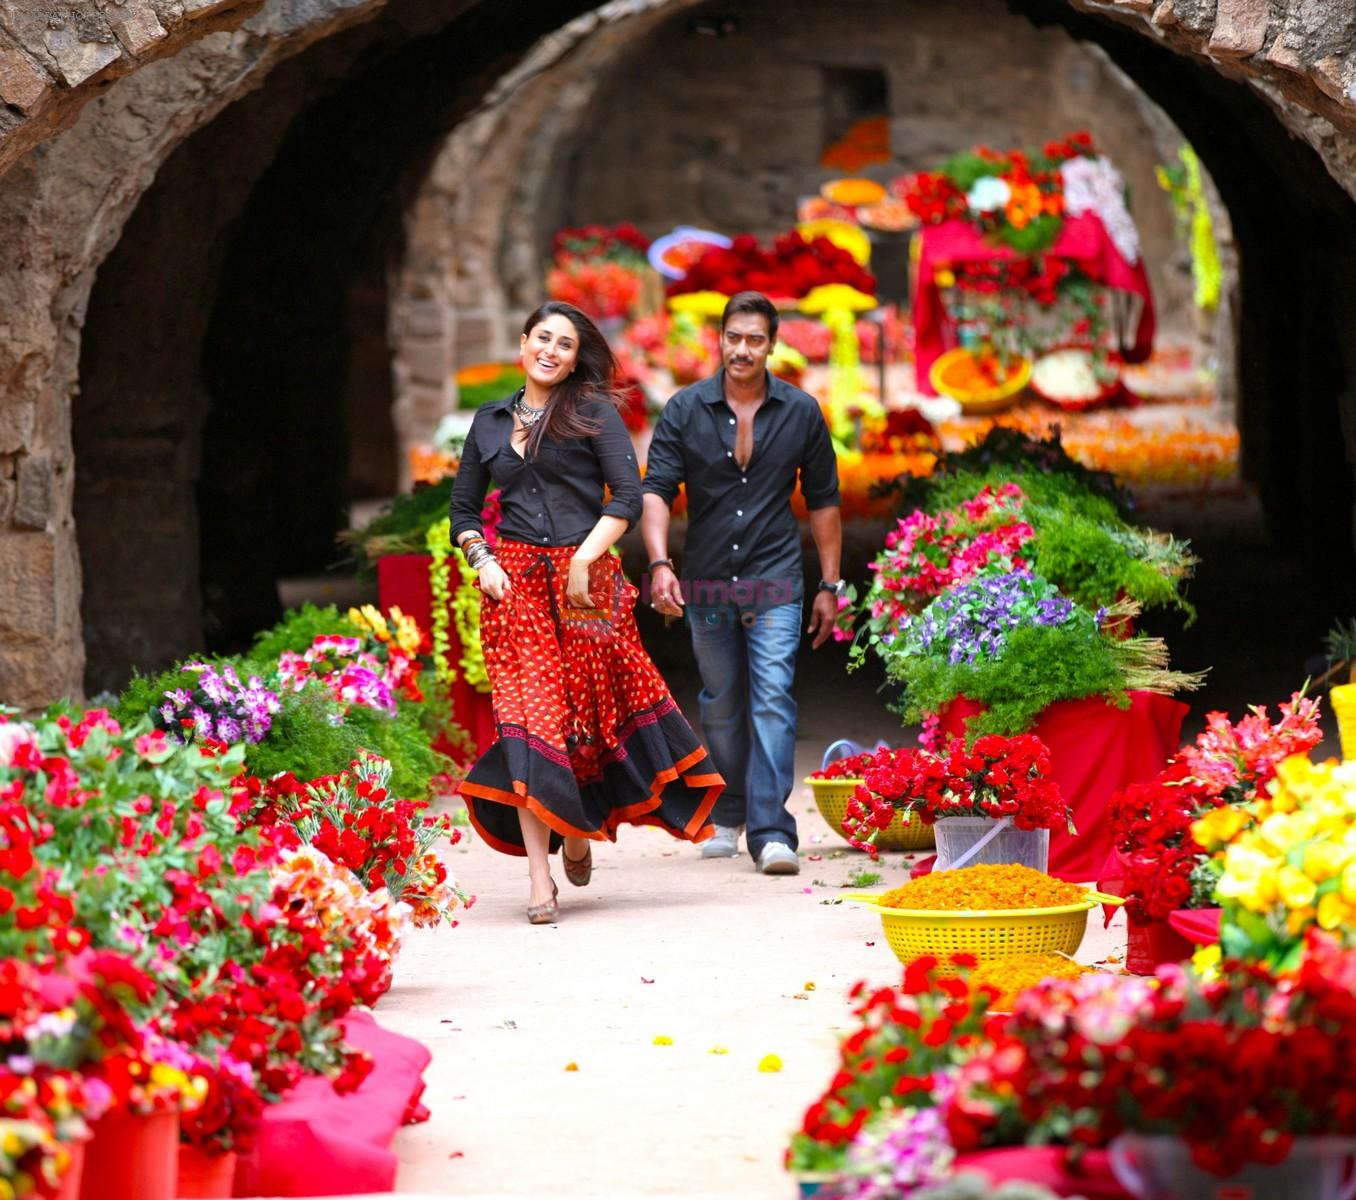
[0,1129,21,1157]
[708,1046,729,1055]
[1277,865,1317,910]
[564,1062,579,1072]
[652,1035,673,1046]
[935,269,956,288]
[1191,806,1249,849]
[1192,944,1222,977]
[757,1054,783,1073]
[1317,891,1352,931]
[1340,860,1356,907]
[1303,841,1353,883]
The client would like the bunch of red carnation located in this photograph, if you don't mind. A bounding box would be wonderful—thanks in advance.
[551,222,650,262]
[809,750,882,781]
[842,735,1067,856]
[244,752,464,924]
[1109,693,1323,924]
[953,930,1356,1175]
[787,952,996,1172]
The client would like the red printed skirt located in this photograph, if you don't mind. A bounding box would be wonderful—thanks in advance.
[458,540,723,856]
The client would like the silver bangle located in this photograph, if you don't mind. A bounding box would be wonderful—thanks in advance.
[466,543,496,571]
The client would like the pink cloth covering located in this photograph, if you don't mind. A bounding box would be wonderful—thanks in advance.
[938,693,1187,881]
[232,1011,431,1197]
[1168,907,1222,946]
[913,213,1156,394]
[377,552,497,762]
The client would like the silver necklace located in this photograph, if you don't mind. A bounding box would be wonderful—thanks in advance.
[513,393,548,428]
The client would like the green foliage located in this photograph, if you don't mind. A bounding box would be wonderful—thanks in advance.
[941,151,997,192]
[891,622,1130,738]
[1326,617,1356,668]
[337,477,456,574]
[1000,213,1062,255]
[914,464,1197,619]
[457,365,525,410]
[844,868,883,889]
[243,684,449,801]
[873,428,1134,518]
[251,604,362,661]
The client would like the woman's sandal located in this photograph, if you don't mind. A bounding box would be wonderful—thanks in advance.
[527,880,559,925]
[562,844,593,888]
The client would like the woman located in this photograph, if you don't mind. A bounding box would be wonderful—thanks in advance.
[450,301,723,923]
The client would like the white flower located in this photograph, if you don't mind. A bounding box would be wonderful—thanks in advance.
[966,176,1011,213]
[1061,155,1142,263]
[433,410,476,451]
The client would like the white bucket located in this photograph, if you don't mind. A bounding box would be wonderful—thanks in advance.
[1110,1134,1356,1200]
[933,816,1049,873]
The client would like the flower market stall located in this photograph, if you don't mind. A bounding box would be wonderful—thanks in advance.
[833,429,1204,880]
[789,686,1356,1200]
[899,134,1156,400]
[0,598,471,1199]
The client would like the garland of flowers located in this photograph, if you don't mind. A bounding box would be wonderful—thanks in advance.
[426,518,492,694]
[427,518,456,685]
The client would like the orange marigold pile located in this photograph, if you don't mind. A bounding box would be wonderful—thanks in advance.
[878,863,1085,911]
[969,953,1090,1010]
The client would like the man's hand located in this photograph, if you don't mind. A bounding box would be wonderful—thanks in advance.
[650,564,685,617]
[806,589,838,649]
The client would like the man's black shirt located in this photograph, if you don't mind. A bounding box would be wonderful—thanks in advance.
[642,370,840,607]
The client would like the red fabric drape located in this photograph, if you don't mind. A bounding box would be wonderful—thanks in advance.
[913,213,1156,395]
[938,692,1186,881]
[232,1012,430,1197]
[376,553,496,762]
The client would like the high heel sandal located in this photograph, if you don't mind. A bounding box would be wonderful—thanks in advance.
[562,844,593,888]
[526,880,559,925]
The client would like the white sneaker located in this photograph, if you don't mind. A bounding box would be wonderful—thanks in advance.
[756,842,800,875]
[701,824,743,858]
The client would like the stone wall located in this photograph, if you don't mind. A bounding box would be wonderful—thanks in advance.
[0,0,1354,706]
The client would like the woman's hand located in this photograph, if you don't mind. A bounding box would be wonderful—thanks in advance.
[478,559,513,602]
[566,555,595,608]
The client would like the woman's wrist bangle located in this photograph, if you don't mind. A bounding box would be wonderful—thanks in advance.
[649,559,674,573]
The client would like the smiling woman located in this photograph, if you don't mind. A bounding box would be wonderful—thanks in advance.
[448,301,723,923]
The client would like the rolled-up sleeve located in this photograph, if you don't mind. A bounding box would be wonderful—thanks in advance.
[449,419,491,539]
[640,397,685,505]
[799,405,842,510]
[591,403,643,528]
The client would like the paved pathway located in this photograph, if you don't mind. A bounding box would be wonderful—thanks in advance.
[372,692,1125,1198]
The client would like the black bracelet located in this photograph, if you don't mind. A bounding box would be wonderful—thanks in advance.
[648,559,675,573]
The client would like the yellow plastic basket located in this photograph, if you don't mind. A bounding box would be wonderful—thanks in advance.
[806,777,936,853]
[845,890,1124,967]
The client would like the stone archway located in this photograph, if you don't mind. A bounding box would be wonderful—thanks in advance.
[0,0,1354,704]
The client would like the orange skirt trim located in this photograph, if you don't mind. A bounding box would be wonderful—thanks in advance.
[458,750,720,857]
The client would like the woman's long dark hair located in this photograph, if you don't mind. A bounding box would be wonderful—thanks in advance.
[520,301,626,457]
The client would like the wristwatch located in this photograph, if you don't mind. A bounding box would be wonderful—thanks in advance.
[818,579,848,597]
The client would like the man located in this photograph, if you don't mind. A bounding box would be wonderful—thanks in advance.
[641,291,844,876]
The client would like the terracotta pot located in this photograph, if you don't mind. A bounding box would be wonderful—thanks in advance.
[1125,918,1194,975]
[176,1143,238,1197]
[53,1138,86,1200]
[79,1109,178,1200]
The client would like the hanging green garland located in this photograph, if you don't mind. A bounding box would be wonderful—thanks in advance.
[426,518,493,694]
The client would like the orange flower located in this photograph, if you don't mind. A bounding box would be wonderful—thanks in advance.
[878,864,1086,911]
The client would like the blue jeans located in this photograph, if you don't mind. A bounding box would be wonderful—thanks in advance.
[687,601,801,857]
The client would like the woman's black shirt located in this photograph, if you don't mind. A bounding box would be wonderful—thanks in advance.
[448,393,643,547]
